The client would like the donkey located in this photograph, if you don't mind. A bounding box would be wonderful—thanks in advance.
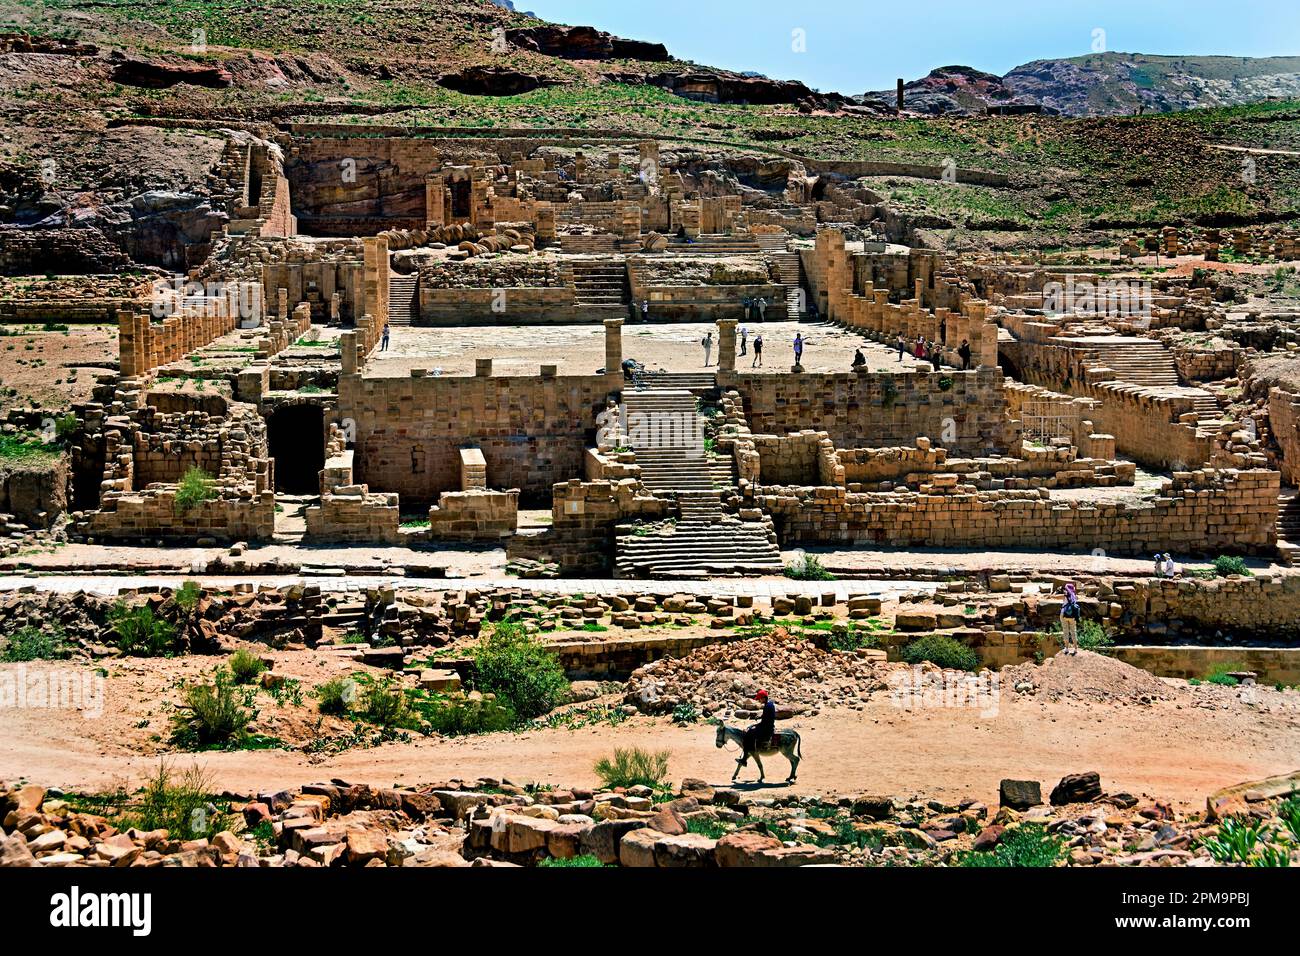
[715,722,801,783]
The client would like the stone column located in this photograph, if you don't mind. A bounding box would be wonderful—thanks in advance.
[716,317,737,378]
[604,317,623,389]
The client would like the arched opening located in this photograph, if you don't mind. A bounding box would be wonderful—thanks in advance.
[268,403,325,494]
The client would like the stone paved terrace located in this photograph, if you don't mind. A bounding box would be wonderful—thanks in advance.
[361,320,926,378]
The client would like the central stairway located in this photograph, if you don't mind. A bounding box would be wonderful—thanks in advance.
[616,388,783,577]
[387,274,417,327]
[568,258,630,315]
[1072,335,1225,426]
[769,249,806,318]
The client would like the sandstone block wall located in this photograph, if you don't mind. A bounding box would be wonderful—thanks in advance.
[339,371,612,504]
[427,489,518,541]
[757,468,1279,554]
[728,368,1009,456]
[304,487,400,544]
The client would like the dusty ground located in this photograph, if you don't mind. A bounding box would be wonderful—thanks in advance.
[0,323,117,408]
[2,650,1296,809]
[363,320,925,378]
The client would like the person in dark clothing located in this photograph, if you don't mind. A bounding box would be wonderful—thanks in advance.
[621,357,645,390]
[930,342,942,372]
[743,689,777,754]
[958,339,972,371]
[852,347,866,369]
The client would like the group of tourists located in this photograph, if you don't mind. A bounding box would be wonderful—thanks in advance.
[895,333,973,371]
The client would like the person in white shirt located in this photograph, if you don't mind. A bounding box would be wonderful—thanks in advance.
[702,331,713,367]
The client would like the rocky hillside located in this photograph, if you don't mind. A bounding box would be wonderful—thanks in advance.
[867,54,1300,117]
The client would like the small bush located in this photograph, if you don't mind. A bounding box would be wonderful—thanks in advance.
[174,467,216,514]
[1213,555,1252,577]
[123,762,230,840]
[594,747,670,790]
[960,824,1064,867]
[171,670,253,749]
[228,649,267,685]
[472,619,569,721]
[901,634,979,672]
[1076,620,1114,651]
[784,552,835,581]
[314,677,355,715]
[671,702,700,724]
[538,854,608,867]
[110,602,177,657]
[361,676,414,729]
[174,580,203,615]
[1,624,67,662]
[415,693,516,735]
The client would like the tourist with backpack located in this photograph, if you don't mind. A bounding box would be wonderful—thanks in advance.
[752,334,763,367]
[1060,583,1081,656]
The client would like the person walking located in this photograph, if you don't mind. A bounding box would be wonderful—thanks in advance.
[640,299,649,323]
[958,339,972,371]
[914,335,926,360]
[739,326,749,356]
[752,333,763,367]
[701,331,713,367]
[930,342,942,372]
[757,297,768,322]
[380,322,391,351]
[1059,583,1081,656]
[793,332,804,368]
[896,333,907,362]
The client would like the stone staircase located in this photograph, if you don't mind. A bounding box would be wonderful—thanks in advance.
[1277,489,1300,565]
[622,388,717,494]
[1076,336,1225,426]
[754,232,791,253]
[558,234,619,255]
[568,258,630,315]
[387,274,417,327]
[769,249,806,318]
[615,492,784,578]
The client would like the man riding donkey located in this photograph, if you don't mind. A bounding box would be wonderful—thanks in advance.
[716,689,802,783]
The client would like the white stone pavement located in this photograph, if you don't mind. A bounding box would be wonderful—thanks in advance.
[0,574,937,601]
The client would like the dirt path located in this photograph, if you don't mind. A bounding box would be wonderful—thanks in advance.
[3,681,1295,810]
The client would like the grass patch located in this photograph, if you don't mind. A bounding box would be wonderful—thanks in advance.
[228,649,267,685]
[174,466,217,514]
[594,746,670,790]
[0,624,68,662]
[959,824,1065,867]
[900,634,979,672]
[121,761,233,841]
[314,676,356,715]
[170,669,256,749]
[538,854,609,867]
[784,552,835,581]
[110,602,177,657]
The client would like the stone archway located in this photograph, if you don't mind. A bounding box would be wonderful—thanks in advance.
[267,403,326,494]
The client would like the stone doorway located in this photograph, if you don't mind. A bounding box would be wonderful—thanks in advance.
[268,403,326,494]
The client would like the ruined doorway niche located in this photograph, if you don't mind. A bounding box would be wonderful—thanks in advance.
[267,402,326,494]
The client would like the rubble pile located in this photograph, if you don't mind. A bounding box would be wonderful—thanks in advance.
[624,629,899,716]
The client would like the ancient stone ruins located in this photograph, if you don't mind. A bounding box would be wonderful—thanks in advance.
[3,121,1300,873]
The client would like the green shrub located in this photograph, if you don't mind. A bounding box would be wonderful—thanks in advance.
[901,634,979,671]
[827,623,879,652]
[1200,816,1265,863]
[960,824,1064,867]
[1213,555,1252,577]
[314,677,355,715]
[671,702,700,724]
[361,676,414,729]
[538,854,608,867]
[228,649,267,685]
[1,624,67,662]
[472,619,569,721]
[174,580,203,614]
[110,602,177,657]
[122,762,231,840]
[784,552,835,581]
[174,467,216,514]
[593,747,670,790]
[1076,619,1114,651]
[414,693,516,735]
[171,670,253,748]
[686,817,731,839]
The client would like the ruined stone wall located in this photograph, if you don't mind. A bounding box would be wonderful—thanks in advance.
[426,489,519,541]
[506,478,666,574]
[757,468,1279,555]
[729,368,1010,456]
[118,306,240,379]
[1111,574,1300,642]
[0,457,68,527]
[339,371,612,504]
[86,487,275,542]
[304,488,400,544]
[1268,388,1300,484]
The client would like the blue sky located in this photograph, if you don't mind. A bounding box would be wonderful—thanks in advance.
[521,0,1300,93]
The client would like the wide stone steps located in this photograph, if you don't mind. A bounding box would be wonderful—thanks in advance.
[387,274,417,327]
[665,236,763,256]
[615,520,783,578]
